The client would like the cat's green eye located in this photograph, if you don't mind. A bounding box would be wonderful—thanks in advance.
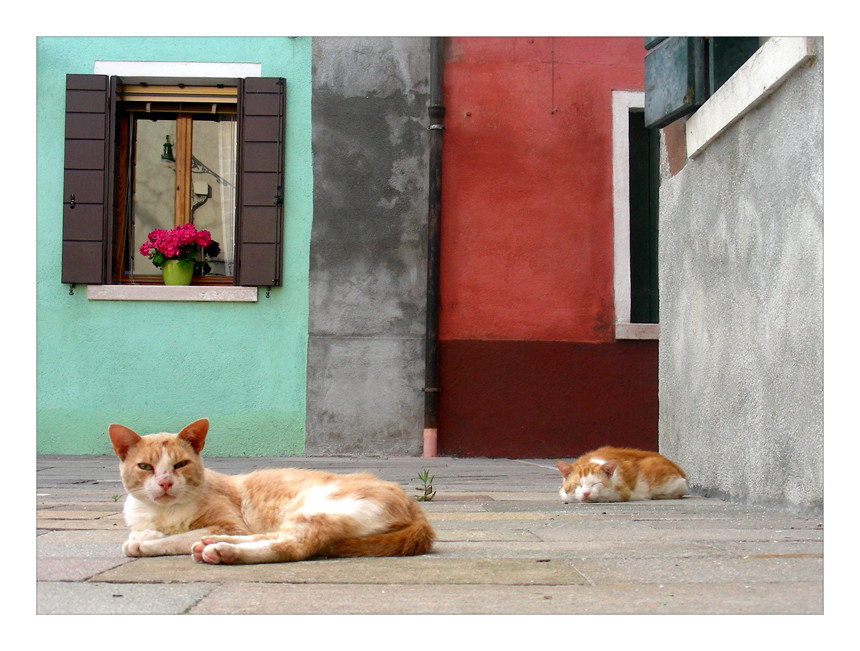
[174,460,189,470]
[137,463,153,471]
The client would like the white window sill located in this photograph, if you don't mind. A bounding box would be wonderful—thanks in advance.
[686,37,815,158]
[615,323,659,340]
[86,285,258,302]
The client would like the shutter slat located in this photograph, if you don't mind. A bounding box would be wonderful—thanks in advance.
[62,74,112,285]
[235,77,285,287]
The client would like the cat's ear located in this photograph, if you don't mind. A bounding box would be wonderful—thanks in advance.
[108,424,141,460]
[556,461,573,477]
[178,418,209,454]
[601,460,618,476]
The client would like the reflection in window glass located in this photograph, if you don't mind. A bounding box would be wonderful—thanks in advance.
[130,116,237,277]
[131,118,176,274]
[191,119,237,277]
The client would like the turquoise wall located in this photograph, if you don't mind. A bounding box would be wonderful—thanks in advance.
[36,37,312,455]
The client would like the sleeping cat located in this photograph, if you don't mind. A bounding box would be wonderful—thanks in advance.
[108,418,435,564]
[556,446,687,503]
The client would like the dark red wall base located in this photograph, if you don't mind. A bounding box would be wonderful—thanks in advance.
[437,339,658,458]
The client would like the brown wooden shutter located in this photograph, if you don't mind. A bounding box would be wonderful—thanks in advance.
[235,77,286,287]
[62,74,115,285]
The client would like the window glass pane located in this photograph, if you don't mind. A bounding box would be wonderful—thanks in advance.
[131,118,176,275]
[129,116,237,278]
[190,118,237,277]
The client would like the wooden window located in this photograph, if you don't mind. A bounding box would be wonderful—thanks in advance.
[644,37,706,130]
[644,37,761,129]
[120,108,237,283]
[61,74,286,288]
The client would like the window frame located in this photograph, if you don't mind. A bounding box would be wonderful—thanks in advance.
[612,90,659,340]
[117,94,239,285]
[61,61,286,300]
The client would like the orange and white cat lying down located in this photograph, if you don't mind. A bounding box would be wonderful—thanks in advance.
[108,418,435,564]
[556,446,688,503]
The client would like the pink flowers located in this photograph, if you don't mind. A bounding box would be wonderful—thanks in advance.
[139,224,210,258]
[138,224,220,274]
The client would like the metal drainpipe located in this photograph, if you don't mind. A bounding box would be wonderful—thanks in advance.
[423,36,445,457]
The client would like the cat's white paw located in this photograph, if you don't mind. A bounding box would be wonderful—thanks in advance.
[123,539,145,556]
[192,539,238,564]
[123,529,166,556]
[128,529,166,542]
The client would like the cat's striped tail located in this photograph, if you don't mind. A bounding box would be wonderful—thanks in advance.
[322,501,436,558]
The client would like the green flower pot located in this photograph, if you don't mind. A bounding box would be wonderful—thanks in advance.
[162,259,194,285]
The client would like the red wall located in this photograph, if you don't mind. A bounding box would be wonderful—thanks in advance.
[438,37,655,458]
[440,37,646,343]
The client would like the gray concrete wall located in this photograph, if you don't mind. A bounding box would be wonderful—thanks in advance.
[658,39,823,513]
[306,37,430,455]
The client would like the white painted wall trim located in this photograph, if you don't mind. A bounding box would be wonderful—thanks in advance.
[87,285,258,302]
[94,61,261,78]
[612,89,658,341]
[615,323,660,340]
[686,37,816,158]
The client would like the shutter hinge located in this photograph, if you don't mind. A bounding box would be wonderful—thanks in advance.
[68,283,76,296]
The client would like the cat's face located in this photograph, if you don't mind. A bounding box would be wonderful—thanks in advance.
[109,420,208,507]
[121,434,205,506]
[556,461,611,503]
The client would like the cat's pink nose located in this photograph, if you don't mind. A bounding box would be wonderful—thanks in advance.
[158,478,173,492]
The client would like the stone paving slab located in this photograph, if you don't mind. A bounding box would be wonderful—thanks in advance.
[37,557,132,582]
[92,555,590,586]
[570,553,824,585]
[704,539,825,556]
[37,540,124,560]
[36,519,126,531]
[427,511,559,521]
[37,529,128,543]
[186,581,821,615]
[37,581,219,615]
[534,522,820,544]
[35,509,118,520]
[431,539,720,559]
[437,528,542,542]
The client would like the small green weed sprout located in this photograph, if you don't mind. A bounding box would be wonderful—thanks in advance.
[415,469,437,502]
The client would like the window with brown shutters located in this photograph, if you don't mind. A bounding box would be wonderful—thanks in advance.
[61,74,286,289]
